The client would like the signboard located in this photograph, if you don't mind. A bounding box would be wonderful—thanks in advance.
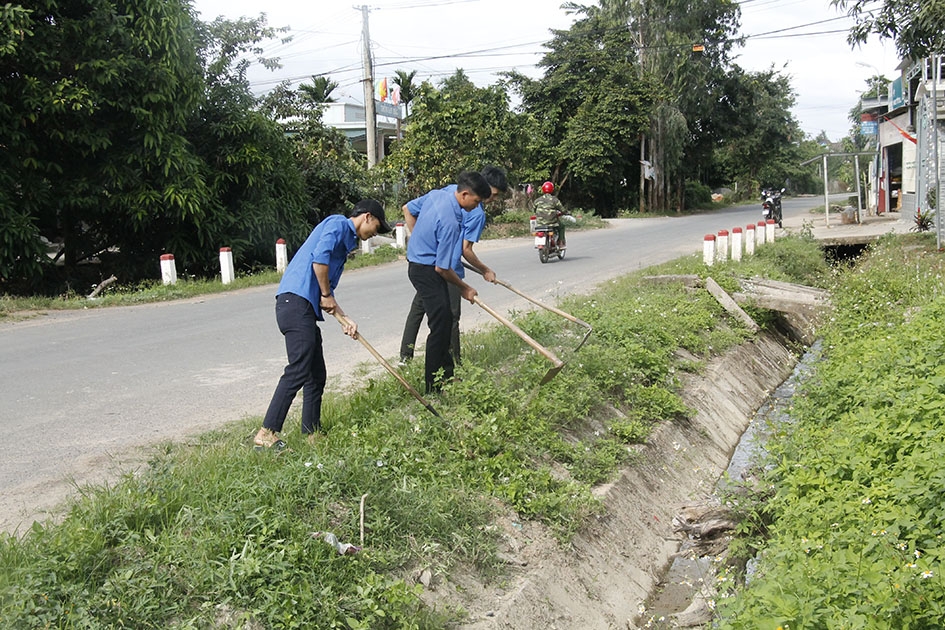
[889,77,906,110]
[375,100,403,120]
[859,120,878,136]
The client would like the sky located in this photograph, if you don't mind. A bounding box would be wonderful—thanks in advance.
[191,0,898,142]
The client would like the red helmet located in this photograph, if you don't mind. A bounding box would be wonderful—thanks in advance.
[541,181,554,194]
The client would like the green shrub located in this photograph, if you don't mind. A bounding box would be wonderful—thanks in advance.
[684,180,713,209]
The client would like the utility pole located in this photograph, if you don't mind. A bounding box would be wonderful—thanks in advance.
[634,0,647,213]
[358,5,378,167]
[934,54,943,250]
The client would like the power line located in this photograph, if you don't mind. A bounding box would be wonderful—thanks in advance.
[243,7,869,96]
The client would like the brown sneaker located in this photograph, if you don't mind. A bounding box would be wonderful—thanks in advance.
[254,428,287,452]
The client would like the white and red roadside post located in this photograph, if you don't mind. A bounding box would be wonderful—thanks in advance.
[219,247,235,284]
[394,221,406,248]
[276,238,288,273]
[716,229,729,263]
[766,219,776,243]
[360,235,374,254]
[703,234,716,266]
[731,227,743,262]
[756,221,766,247]
[745,224,756,257]
[160,254,177,285]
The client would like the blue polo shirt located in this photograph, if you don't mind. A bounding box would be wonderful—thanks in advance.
[406,185,486,277]
[406,188,464,272]
[277,214,358,319]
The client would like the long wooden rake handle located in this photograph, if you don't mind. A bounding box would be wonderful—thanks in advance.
[332,311,441,418]
[472,296,564,369]
[463,262,592,350]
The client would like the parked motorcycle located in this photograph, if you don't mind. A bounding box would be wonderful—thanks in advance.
[762,187,784,228]
[531,213,566,263]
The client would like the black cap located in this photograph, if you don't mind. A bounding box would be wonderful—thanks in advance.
[352,198,392,233]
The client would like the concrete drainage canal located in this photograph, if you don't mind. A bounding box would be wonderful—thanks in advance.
[638,342,820,628]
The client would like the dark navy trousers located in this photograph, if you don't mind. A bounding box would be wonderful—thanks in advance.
[407,262,454,393]
[399,282,461,363]
[263,293,326,434]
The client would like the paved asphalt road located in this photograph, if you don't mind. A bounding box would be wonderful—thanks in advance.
[0,198,831,532]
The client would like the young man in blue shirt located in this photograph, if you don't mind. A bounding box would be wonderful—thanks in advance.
[406,171,492,393]
[254,199,392,450]
[399,165,508,365]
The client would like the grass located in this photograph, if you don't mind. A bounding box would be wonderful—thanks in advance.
[0,248,405,319]
[0,217,608,318]
[484,208,608,239]
[0,233,835,628]
[716,233,945,628]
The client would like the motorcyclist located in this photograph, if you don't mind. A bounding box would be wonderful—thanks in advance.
[533,181,566,248]
[761,185,784,227]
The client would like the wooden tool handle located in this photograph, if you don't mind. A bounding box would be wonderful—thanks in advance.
[462,262,591,330]
[331,311,441,417]
[473,297,563,367]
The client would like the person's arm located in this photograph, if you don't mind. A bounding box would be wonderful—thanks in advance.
[436,266,477,303]
[314,262,359,337]
[313,262,339,315]
[461,240,495,283]
[402,204,417,232]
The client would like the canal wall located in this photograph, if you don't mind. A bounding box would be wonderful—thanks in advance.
[456,331,799,629]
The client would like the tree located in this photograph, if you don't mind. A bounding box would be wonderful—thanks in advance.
[506,6,656,213]
[509,0,745,214]
[97,12,311,280]
[382,70,526,203]
[299,76,339,105]
[177,15,314,275]
[257,81,369,224]
[712,66,805,193]
[0,0,207,292]
[833,0,945,60]
[0,3,314,292]
[846,75,890,149]
[0,4,42,288]
[613,0,743,211]
[393,69,418,117]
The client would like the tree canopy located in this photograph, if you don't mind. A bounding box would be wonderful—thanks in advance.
[382,70,526,202]
[833,0,945,60]
[1,0,207,289]
[505,7,655,212]
[0,2,323,293]
[0,0,863,294]
[497,0,803,212]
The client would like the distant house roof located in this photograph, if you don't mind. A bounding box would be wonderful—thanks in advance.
[322,102,399,142]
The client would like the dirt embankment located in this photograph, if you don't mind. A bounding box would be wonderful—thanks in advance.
[423,332,798,629]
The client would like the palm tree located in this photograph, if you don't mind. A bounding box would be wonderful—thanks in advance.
[299,75,339,105]
[393,69,417,117]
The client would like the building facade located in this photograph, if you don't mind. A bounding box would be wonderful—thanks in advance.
[864,56,945,245]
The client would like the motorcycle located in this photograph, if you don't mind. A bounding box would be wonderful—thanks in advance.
[530,213,566,263]
[762,187,784,228]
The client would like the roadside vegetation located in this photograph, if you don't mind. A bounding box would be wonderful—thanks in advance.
[0,234,831,628]
[717,233,945,628]
[0,215,605,319]
[0,245,402,318]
